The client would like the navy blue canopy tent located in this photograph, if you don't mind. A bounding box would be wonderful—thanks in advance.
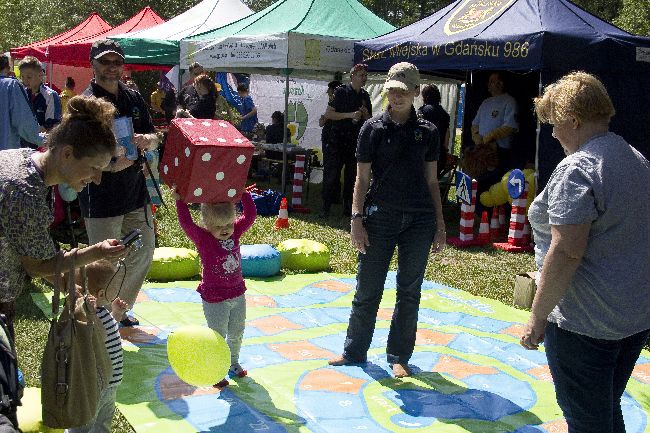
[355,0,650,189]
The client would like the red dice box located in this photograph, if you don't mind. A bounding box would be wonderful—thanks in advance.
[161,118,254,203]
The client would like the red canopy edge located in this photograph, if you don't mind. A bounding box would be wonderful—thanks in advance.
[10,12,112,61]
[47,7,166,68]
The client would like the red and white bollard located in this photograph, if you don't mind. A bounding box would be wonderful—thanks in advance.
[493,182,533,252]
[291,154,310,213]
[448,179,482,247]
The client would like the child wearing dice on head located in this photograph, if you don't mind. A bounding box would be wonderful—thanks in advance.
[172,186,257,386]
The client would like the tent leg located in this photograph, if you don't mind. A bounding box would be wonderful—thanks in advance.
[534,71,542,195]
[281,70,290,193]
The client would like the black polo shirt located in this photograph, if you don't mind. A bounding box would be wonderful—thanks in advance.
[356,108,440,212]
[418,103,450,151]
[78,80,154,218]
[328,83,372,147]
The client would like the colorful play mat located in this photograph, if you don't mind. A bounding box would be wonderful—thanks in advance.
[33,272,650,432]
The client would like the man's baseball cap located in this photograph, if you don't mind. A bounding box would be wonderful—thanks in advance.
[90,40,124,61]
[383,62,420,92]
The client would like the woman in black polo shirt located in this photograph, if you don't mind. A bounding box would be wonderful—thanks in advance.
[329,62,446,378]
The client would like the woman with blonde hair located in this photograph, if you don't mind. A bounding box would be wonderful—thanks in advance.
[0,95,128,333]
[521,71,650,433]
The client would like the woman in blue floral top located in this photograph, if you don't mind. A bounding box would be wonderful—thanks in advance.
[0,95,128,332]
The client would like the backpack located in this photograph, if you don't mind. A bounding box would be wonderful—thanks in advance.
[0,315,21,428]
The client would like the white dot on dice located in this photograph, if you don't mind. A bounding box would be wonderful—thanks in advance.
[219,122,228,128]
[228,189,236,197]
[163,165,168,174]
[201,121,211,127]
[234,138,243,144]
[215,172,225,181]
[174,157,179,167]
[185,147,191,157]
[199,137,209,142]
[237,155,246,164]
[194,188,203,197]
[202,153,211,162]
[184,121,194,126]
[217,138,226,143]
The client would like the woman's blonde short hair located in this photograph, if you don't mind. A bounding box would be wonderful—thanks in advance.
[534,71,615,125]
[200,202,236,229]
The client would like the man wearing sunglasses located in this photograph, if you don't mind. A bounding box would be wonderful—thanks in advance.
[78,39,158,327]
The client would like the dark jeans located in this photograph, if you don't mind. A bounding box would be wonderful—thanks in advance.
[544,322,650,433]
[321,141,356,213]
[342,206,436,364]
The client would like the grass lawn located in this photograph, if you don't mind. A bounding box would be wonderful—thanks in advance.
[16,178,536,433]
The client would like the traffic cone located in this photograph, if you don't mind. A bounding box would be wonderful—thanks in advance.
[490,207,500,241]
[478,211,490,245]
[274,197,290,230]
[498,204,507,234]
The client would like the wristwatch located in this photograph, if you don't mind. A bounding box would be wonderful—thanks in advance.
[350,213,364,221]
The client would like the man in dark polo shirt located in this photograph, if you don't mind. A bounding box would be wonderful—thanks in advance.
[78,40,159,326]
[321,64,372,217]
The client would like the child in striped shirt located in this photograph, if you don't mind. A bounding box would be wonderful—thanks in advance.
[65,260,128,433]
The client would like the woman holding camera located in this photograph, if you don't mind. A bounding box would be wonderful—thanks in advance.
[0,96,128,333]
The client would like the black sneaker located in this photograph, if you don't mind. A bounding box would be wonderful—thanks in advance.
[119,316,140,327]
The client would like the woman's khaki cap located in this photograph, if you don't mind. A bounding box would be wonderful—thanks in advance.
[384,62,420,91]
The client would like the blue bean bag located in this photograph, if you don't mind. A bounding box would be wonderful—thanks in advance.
[276,239,330,272]
[241,244,281,277]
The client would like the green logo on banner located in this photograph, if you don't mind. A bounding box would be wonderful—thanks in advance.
[287,101,308,142]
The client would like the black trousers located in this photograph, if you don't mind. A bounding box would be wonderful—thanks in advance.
[322,141,356,213]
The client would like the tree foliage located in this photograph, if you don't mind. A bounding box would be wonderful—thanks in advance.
[1,0,648,54]
[613,0,650,36]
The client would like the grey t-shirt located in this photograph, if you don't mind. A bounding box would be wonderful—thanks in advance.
[528,132,650,340]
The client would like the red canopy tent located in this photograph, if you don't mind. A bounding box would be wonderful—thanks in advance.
[47,7,165,69]
[10,12,112,61]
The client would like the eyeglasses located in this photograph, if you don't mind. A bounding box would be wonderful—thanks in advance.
[95,58,124,67]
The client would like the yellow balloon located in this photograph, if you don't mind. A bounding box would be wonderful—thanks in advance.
[500,170,513,197]
[489,183,508,205]
[17,388,64,433]
[167,325,231,386]
[480,191,494,208]
[525,172,536,195]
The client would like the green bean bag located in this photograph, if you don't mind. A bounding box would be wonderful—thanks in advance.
[147,247,200,281]
[276,239,330,272]
[17,387,63,432]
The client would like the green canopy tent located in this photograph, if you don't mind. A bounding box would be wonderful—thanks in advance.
[111,0,253,66]
[180,0,395,190]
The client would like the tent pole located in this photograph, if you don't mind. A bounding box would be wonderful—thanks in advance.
[534,71,542,195]
[282,69,290,193]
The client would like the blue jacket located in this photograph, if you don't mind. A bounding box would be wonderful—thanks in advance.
[27,83,62,130]
[0,75,42,150]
